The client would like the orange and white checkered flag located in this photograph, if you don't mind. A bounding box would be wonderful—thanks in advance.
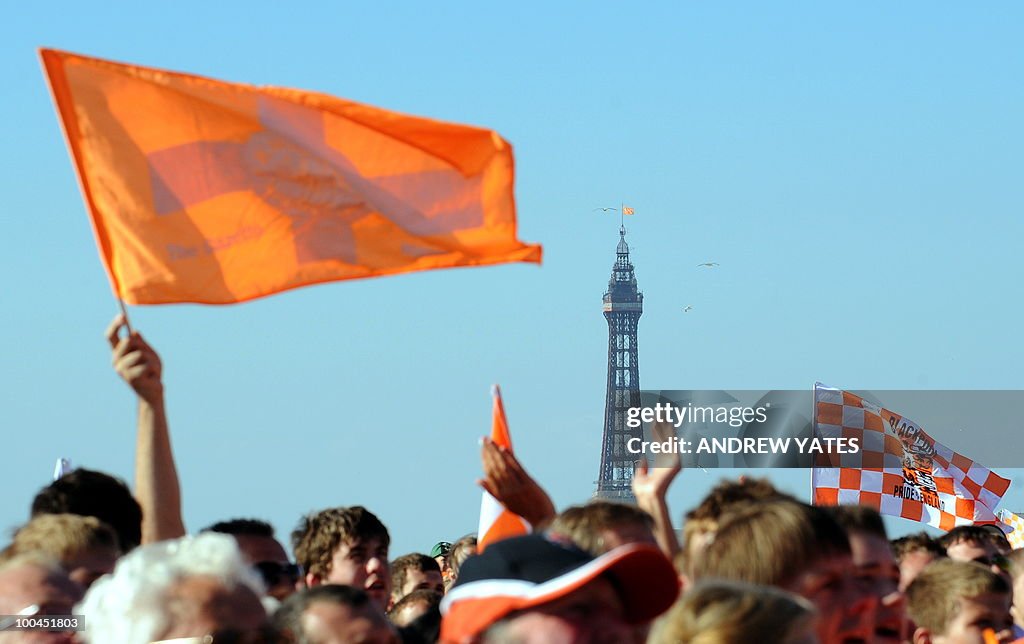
[621,206,635,215]
[811,383,1010,531]
[999,509,1024,549]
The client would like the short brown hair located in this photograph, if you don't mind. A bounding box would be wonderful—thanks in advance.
[906,559,1009,635]
[650,580,816,644]
[891,532,945,564]
[680,478,791,576]
[2,514,120,565]
[827,505,887,540]
[291,506,389,578]
[684,478,787,524]
[690,499,849,589]
[390,553,440,601]
[548,501,654,555]
[938,525,1005,552]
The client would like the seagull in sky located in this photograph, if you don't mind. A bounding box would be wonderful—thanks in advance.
[682,306,693,313]
[593,207,618,212]
[697,262,720,268]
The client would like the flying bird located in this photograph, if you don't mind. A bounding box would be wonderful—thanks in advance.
[697,262,720,268]
[593,207,618,212]
[682,306,693,313]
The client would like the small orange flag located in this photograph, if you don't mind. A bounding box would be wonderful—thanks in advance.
[477,385,530,552]
[621,205,635,215]
[40,49,541,305]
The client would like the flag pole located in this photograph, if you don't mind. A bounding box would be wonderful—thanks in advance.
[809,383,817,504]
[117,297,134,334]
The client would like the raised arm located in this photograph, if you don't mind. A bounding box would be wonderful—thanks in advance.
[106,314,185,543]
[631,420,682,559]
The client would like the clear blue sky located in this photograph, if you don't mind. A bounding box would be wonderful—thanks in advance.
[3,2,1023,554]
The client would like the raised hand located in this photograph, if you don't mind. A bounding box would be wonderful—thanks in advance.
[106,314,164,405]
[477,437,556,529]
[631,419,682,558]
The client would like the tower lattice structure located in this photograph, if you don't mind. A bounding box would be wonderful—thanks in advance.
[595,225,643,501]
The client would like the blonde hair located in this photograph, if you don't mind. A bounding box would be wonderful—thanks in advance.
[650,581,816,644]
[690,499,849,589]
[2,514,120,564]
[444,534,478,591]
[907,558,1009,635]
[0,552,65,576]
[679,517,717,578]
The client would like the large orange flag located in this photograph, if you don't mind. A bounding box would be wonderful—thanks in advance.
[477,385,530,552]
[40,49,541,305]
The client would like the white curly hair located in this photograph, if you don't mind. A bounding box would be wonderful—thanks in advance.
[77,532,264,643]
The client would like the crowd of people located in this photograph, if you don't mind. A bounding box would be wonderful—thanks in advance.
[2,315,1023,643]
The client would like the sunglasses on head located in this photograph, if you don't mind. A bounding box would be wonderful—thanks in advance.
[972,555,1011,572]
[253,561,301,587]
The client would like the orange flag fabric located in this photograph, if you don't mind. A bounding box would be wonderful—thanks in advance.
[477,385,530,552]
[40,49,542,305]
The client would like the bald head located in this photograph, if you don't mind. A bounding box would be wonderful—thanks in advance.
[158,575,266,641]
[275,585,398,644]
[301,600,397,643]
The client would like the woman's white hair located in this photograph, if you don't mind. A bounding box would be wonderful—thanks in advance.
[77,532,264,644]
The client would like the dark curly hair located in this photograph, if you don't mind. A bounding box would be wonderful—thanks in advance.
[291,506,389,578]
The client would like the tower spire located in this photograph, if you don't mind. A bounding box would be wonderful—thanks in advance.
[596,225,643,501]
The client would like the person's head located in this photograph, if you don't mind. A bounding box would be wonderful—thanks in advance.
[445,535,477,591]
[649,580,818,644]
[892,532,946,592]
[387,589,440,628]
[203,518,299,602]
[679,477,791,580]
[941,526,1001,563]
[389,554,443,604]
[1005,549,1024,630]
[78,533,267,643]
[431,542,451,563]
[274,584,399,644]
[3,514,121,591]
[0,555,83,644]
[827,505,905,643]
[940,526,1010,580]
[690,498,875,644]
[30,468,142,551]
[906,558,1013,644]
[548,501,655,556]
[431,541,453,584]
[292,507,391,610]
[397,596,442,644]
[440,533,679,643]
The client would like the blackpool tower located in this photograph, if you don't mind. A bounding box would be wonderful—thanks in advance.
[595,225,644,501]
